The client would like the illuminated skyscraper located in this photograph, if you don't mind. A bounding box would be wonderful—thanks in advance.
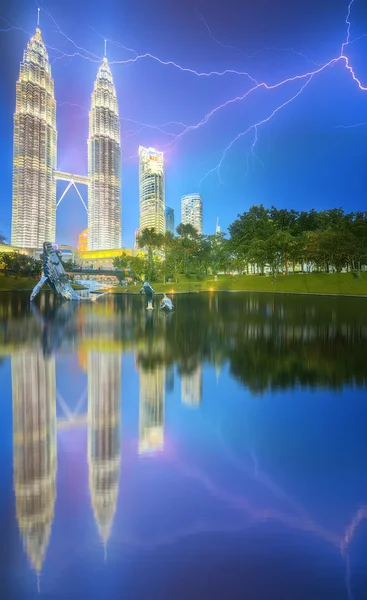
[12,352,57,574]
[78,228,88,251]
[11,28,57,248]
[165,207,175,235]
[181,194,203,235]
[139,147,165,234]
[139,365,165,454]
[88,58,121,250]
[88,352,122,545]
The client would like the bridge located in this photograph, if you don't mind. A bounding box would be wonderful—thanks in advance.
[54,170,89,212]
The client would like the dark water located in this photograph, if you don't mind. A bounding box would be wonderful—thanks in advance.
[0,291,366,600]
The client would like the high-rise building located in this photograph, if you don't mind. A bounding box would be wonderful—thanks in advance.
[12,351,57,574]
[181,194,203,235]
[88,58,121,251]
[165,207,175,235]
[88,351,122,545]
[134,228,140,250]
[139,147,165,235]
[78,228,88,251]
[216,217,221,234]
[11,28,57,248]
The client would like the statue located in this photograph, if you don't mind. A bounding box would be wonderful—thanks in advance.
[139,281,154,310]
[160,294,174,311]
[30,242,89,302]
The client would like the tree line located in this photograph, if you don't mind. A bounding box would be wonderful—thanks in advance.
[113,206,367,281]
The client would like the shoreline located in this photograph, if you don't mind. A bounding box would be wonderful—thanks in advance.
[1,288,367,299]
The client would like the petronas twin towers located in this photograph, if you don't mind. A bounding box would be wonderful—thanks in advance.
[11,27,122,251]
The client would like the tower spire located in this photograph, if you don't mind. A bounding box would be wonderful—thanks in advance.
[104,39,107,59]
[37,7,40,28]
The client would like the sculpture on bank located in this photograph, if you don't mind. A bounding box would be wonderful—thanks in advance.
[139,281,154,310]
[30,242,89,302]
[160,294,174,311]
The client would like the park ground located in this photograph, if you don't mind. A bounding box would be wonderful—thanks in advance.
[2,272,367,297]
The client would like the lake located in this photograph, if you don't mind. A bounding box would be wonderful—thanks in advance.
[0,291,366,599]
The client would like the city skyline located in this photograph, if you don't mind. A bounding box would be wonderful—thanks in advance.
[0,0,366,249]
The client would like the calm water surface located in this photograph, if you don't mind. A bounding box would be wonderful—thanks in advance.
[0,291,366,599]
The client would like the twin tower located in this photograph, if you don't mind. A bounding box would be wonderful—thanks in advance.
[11,27,122,251]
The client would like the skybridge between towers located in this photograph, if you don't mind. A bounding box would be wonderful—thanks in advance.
[54,170,89,213]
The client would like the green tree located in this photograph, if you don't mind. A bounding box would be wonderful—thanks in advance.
[0,252,42,278]
[176,223,199,276]
[138,228,163,280]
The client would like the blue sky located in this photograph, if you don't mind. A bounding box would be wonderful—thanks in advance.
[0,0,367,247]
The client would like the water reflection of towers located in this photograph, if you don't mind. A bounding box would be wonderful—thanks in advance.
[87,351,122,546]
[12,352,57,575]
[11,345,203,574]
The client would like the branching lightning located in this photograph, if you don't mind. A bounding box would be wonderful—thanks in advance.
[0,0,366,183]
[195,6,321,67]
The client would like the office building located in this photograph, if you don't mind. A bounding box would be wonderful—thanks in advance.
[139,147,165,234]
[11,28,57,248]
[134,228,140,249]
[78,229,88,251]
[88,58,121,250]
[181,194,203,235]
[165,207,175,235]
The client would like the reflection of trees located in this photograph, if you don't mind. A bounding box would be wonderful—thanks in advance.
[1,291,367,392]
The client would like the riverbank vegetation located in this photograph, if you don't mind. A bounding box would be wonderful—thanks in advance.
[111,272,367,296]
[0,273,85,292]
[113,206,367,285]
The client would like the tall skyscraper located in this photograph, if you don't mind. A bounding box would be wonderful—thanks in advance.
[181,194,203,235]
[11,28,57,248]
[88,57,121,251]
[165,207,175,235]
[88,352,122,545]
[12,352,57,574]
[139,147,165,234]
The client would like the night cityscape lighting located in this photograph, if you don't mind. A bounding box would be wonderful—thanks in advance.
[88,57,122,251]
[11,28,57,248]
[139,146,165,235]
[1,0,366,248]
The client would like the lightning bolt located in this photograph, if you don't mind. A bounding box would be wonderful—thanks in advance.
[1,0,366,184]
[193,0,367,183]
[195,6,321,67]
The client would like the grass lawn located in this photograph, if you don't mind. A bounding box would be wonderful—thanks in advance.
[0,273,86,291]
[112,272,367,296]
